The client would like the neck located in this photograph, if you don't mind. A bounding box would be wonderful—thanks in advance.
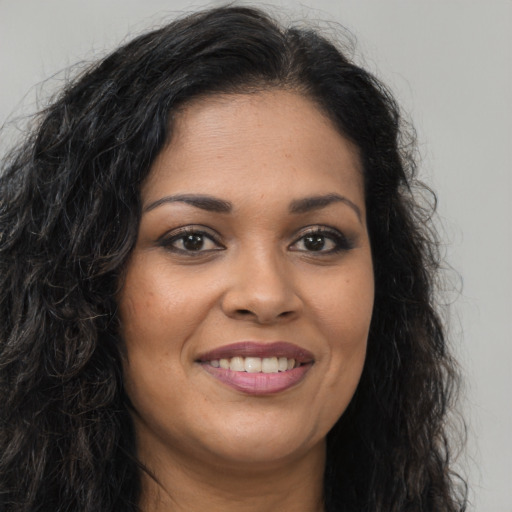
[137,436,326,512]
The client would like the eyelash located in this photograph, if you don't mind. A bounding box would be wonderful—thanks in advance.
[158,226,353,255]
[158,227,224,254]
[289,227,354,254]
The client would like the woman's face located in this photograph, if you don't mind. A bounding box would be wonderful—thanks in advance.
[118,90,374,471]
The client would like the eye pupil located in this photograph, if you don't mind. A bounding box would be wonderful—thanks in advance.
[304,235,325,251]
[183,234,204,251]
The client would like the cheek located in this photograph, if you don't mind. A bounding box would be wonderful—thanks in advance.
[311,260,374,341]
[317,284,372,427]
[117,255,196,417]
[307,260,374,396]
[326,288,373,352]
[118,254,203,353]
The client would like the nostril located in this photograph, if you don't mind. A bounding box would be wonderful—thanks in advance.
[233,308,295,321]
[236,309,253,316]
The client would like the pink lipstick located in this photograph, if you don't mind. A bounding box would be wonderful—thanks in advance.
[197,342,314,395]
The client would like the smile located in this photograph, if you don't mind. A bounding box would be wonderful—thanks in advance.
[207,356,299,373]
[197,342,314,395]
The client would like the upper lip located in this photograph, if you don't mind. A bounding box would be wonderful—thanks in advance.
[196,341,314,363]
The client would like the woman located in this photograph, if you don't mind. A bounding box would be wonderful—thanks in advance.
[0,6,466,512]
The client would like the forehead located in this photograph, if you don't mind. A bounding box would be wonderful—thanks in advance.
[143,90,364,212]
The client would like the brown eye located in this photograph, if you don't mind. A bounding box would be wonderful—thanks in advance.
[159,227,224,254]
[289,227,353,254]
[182,234,206,251]
[303,234,327,251]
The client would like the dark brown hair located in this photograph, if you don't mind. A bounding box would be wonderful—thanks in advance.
[0,6,466,511]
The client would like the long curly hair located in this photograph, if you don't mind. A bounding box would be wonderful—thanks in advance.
[0,6,466,511]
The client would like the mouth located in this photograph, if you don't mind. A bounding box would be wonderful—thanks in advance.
[196,342,314,395]
[205,356,301,373]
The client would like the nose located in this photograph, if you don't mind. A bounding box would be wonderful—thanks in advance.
[220,249,302,325]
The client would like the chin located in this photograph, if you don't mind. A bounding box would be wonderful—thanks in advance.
[194,412,327,468]
[207,436,324,470]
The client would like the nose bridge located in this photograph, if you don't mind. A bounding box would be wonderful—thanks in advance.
[221,242,300,323]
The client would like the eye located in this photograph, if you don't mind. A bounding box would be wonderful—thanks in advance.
[289,227,353,254]
[159,227,224,254]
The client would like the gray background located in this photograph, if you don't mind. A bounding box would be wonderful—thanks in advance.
[1,0,510,510]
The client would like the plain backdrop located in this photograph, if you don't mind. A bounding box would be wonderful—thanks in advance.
[1,1,511,510]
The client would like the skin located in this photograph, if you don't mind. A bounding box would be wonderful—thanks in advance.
[118,90,374,512]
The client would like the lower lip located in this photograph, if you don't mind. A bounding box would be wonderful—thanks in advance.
[200,363,313,395]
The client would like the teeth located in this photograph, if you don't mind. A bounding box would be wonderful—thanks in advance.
[262,357,278,373]
[209,356,300,373]
[244,357,262,373]
[229,356,245,372]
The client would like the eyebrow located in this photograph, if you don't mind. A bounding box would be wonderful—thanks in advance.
[144,192,362,221]
[144,194,232,213]
[289,193,362,221]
